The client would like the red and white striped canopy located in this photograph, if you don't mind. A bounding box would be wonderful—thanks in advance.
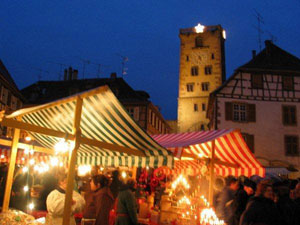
[152,129,265,177]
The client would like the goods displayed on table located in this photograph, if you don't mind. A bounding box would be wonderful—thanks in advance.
[0,209,45,225]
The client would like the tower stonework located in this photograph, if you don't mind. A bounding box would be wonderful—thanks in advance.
[177,24,226,132]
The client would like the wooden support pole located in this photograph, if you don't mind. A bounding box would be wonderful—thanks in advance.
[2,119,21,212]
[62,97,83,225]
[208,139,216,206]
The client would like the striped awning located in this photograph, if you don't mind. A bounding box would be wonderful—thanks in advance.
[152,130,265,177]
[5,86,173,168]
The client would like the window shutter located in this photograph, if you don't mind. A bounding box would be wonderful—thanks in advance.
[247,104,256,122]
[247,134,255,153]
[225,102,233,120]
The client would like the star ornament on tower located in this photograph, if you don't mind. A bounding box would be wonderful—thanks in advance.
[195,23,205,33]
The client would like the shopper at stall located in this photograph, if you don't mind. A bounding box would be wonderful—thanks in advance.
[83,174,114,225]
[116,179,138,225]
[216,176,239,224]
[275,184,300,225]
[239,180,280,225]
[231,179,256,225]
[110,170,123,199]
[46,171,85,225]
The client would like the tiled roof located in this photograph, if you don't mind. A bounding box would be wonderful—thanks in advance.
[238,40,300,72]
[21,77,150,105]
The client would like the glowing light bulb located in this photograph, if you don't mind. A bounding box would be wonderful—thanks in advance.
[55,139,69,154]
[50,157,59,166]
[28,202,34,210]
[25,136,31,142]
[0,154,4,159]
[29,159,35,165]
[78,165,91,176]
[23,186,29,192]
[24,148,29,154]
[30,149,34,155]
[22,166,28,173]
[59,162,64,167]
[222,30,226,39]
[121,171,127,179]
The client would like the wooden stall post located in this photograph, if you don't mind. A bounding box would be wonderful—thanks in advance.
[2,118,21,212]
[62,97,83,225]
[208,139,216,206]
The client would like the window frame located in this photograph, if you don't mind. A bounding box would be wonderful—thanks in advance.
[194,104,198,112]
[232,103,247,122]
[201,82,210,91]
[282,105,297,126]
[284,135,299,156]
[251,74,264,89]
[195,36,203,47]
[204,66,212,75]
[187,83,195,92]
[191,66,199,76]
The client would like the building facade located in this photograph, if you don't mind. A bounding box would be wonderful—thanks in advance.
[177,24,226,132]
[0,60,24,137]
[21,70,171,135]
[207,41,300,174]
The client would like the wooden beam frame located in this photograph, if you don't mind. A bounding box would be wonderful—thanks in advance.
[0,117,145,157]
[0,138,54,155]
[63,97,83,225]
[181,152,238,168]
[2,117,21,212]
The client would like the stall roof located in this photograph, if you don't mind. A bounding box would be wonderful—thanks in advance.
[152,130,265,177]
[3,86,173,168]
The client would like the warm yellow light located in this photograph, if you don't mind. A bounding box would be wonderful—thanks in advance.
[22,166,28,173]
[146,166,149,170]
[0,154,4,159]
[30,149,34,155]
[121,171,127,179]
[198,153,204,158]
[195,23,205,33]
[24,148,29,154]
[222,30,226,39]
[28,202,34,210]
[25,136,32,142]
[23,186,29,192]
[29,159,35,165]
[21,157,25,161]
[100,167,104,171]
[50,157,59,167]
[34,165,39,171]
[54,139,74,154]
[59,162,64,167]
[78,165,91,176]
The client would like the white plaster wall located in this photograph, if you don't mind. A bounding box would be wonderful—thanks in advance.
[217,97,300,169]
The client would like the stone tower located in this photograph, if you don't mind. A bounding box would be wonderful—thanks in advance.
[177,24,226,132]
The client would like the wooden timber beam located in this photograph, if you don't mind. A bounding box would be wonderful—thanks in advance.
[0,138,54,155]
[208,140,216,206]
[181,152,238,168]
[63,96,83,225]
[2,118,21,212]
[0,117,145,157]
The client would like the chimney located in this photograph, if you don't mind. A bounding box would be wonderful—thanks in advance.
[252,50,256,59]
[73,70,78,80]
[64,69,68,81]
[110,72,117,79]
[68,67,73,80]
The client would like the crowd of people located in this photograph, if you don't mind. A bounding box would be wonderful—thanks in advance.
[214,177,300,225]
[44,170,138,225]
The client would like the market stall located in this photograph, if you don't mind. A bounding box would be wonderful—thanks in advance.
[0,85,173,225]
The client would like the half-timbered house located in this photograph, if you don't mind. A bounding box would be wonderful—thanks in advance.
[207,40,300,176]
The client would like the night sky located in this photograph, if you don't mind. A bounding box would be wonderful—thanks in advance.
[1,1,300,120]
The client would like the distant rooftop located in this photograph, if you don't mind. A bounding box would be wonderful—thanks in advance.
[238,40,300,73]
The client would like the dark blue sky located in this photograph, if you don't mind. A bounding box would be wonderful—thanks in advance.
[1,1,300,119]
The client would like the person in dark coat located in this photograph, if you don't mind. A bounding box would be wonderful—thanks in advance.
[240,180,280,225]
[83,175,114,225]
[232,180,256,225]
[116,179,138,225]
[276,185,300,225]
[110,170,123,199]
[216,177,239,224]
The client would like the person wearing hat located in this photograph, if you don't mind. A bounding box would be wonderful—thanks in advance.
[231,179,256,225]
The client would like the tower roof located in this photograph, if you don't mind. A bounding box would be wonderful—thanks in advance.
[238,40,300,73]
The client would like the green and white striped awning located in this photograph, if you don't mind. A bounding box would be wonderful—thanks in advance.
[6,86,173,168]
